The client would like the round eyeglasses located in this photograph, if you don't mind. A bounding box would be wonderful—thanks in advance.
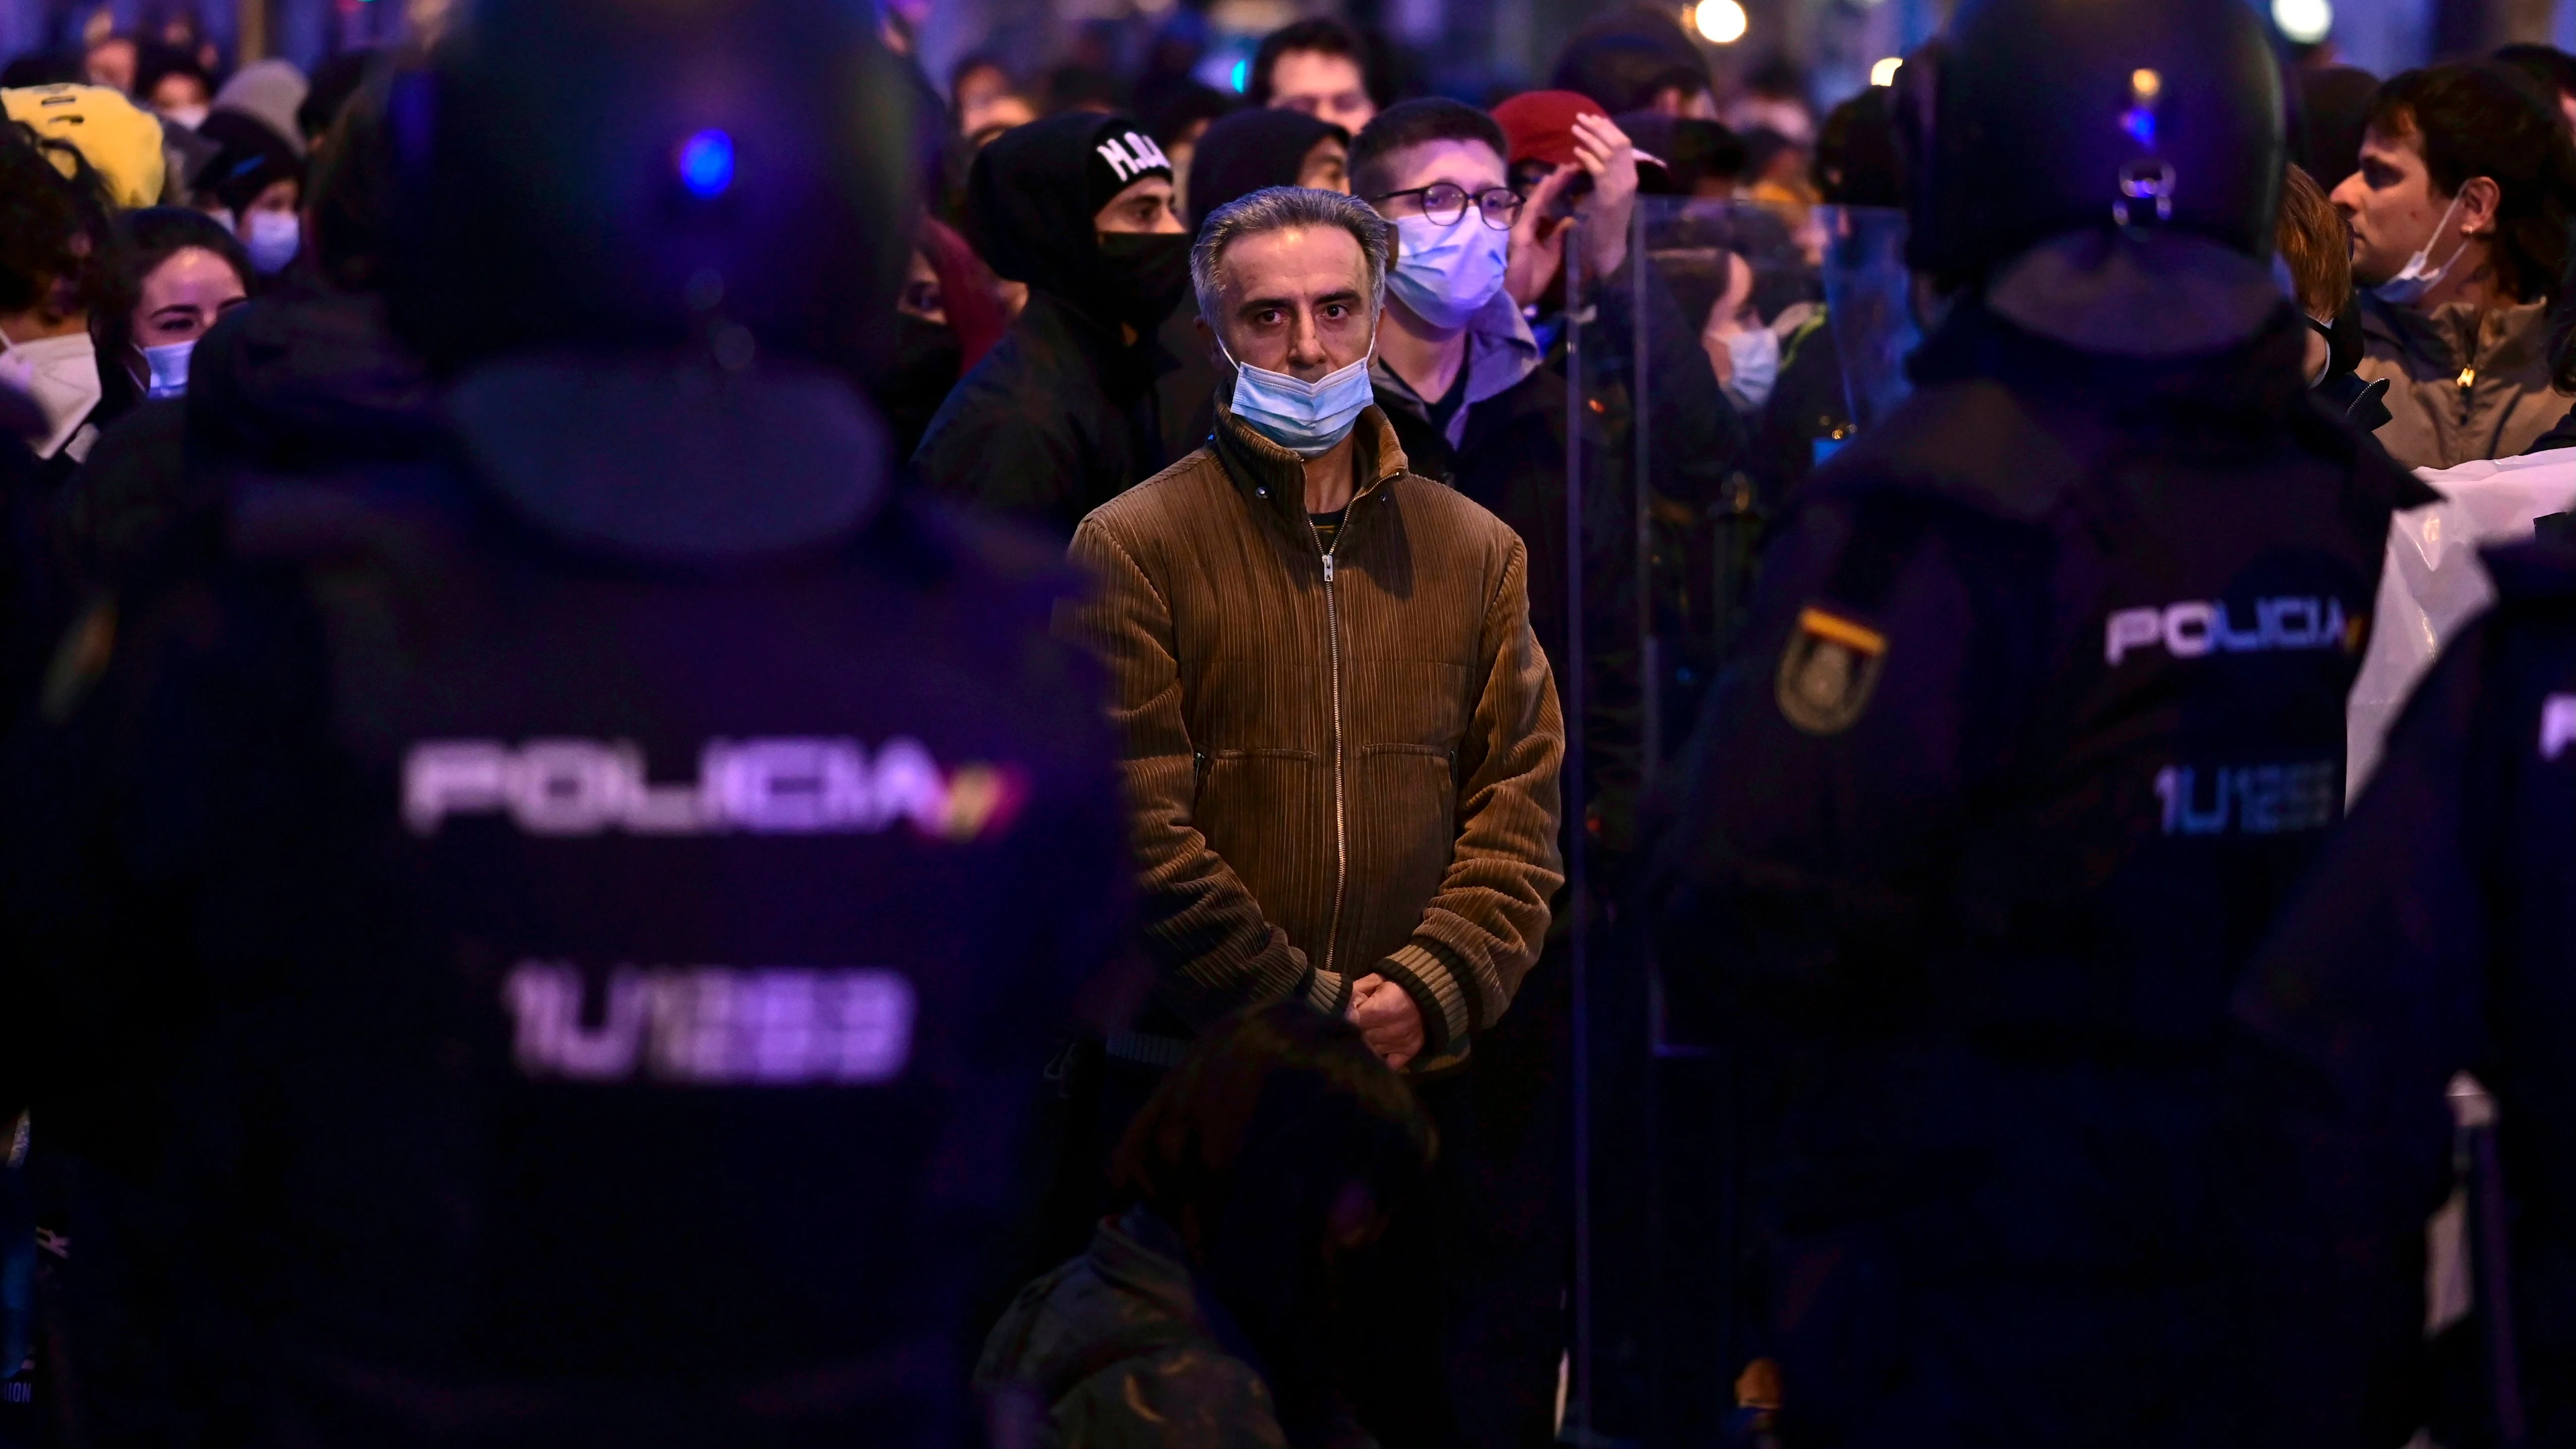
[1371,182,1523,230]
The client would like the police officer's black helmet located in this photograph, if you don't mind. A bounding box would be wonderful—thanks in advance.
[387,0,915,376]
[1897,0,2285,281]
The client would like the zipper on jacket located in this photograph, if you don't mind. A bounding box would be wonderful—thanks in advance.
[2457,311,2486,418]
[1316,522,1349,986]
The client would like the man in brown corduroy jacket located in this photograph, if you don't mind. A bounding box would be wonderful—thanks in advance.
[1060,185,1564,1084]
[1056,180,1563,1449]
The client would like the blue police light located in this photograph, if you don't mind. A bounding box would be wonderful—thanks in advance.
[677,129,735,197]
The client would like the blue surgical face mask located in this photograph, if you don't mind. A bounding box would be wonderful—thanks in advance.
[1220,335,1378,458]
[142,339,195,398]
[2372,192,2467,306]
[243,208,300,275]
[1385,213,1509,330]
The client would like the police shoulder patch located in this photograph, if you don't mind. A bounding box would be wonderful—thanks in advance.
[1776,605,1886,736]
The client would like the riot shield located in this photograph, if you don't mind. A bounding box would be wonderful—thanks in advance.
[1817,204,1922,438]
[1554,193,1842,1449]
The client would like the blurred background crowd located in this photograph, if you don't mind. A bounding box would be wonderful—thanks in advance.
[6,0,2576,1445]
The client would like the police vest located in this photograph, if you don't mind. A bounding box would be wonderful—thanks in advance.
[1792,366,2424,1050]
[66,439,1127,1443]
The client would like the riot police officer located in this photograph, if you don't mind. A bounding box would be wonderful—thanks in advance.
[1647,0,2433,1440]
[0,2,1131,1444]
[2236,529,2576,1445]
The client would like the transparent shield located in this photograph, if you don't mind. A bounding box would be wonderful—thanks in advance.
[1557,194,1832,1447]
[1817,204,1922,436]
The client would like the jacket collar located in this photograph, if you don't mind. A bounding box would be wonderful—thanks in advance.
[1084,1207,1273,1382]
[1873,297,2436,524]
[445,350,888,564]
[1210,396,1411,540]
[1911,292,2314,420]
[2359,292,2551,375]
[1084,1208,1205,1320]
[1369,291,1543,449]
[1984,229,2281,360]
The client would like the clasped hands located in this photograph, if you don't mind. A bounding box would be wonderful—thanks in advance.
[1346,973,1426,1071]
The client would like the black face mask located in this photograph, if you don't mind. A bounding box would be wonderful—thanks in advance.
[1095,231,1194,335]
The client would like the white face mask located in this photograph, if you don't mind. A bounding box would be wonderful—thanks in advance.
[0,327,103,459]
[142,339,196,398]
[1385,213,1510,330]
[164,104,209,131]
[244,208,301,275]
[1722,325,1781,413]
[2372,192,2469,306]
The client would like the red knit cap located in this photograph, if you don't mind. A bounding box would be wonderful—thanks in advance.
[1490,89,1608,168]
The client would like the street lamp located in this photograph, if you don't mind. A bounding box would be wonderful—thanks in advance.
[1692,0,1749,44]
[2272,0,2332,44]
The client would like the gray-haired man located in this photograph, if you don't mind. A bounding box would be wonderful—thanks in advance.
[1055,187,1565,1437]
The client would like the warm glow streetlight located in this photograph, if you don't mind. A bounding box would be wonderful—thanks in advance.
[1692,0,1749,44]
[2272,0,2332,43]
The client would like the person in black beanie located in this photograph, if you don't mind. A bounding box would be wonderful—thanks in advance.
[1186,107,1349,232]
[913,110,1191,537]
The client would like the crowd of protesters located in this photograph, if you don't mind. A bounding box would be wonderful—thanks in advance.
[3,2,2576,1448]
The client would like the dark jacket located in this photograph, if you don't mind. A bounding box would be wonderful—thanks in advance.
[2237,532,2576,1448]
[1374,301,1642,863]
[1060,403,1563,1065]
[1581,249,1746,517]
[2528,402,2576,455]
[1750,309,1849,507]
[0,385,58,727]
[186,280,441,480]
[56,282,437,596]
[1649,294,2431,1442]
[2317,369,2395,433]
[916,290,1174,538]
[0,353,1132,1446]
[978,1209,1357,1449]
[1535,250,1753,826]
[1157,301,1220,465]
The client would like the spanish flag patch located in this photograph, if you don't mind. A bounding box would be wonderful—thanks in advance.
[1776,606,1886,736]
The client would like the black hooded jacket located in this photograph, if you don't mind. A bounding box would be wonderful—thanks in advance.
[56,279,437,596]
[913,114,1180,538]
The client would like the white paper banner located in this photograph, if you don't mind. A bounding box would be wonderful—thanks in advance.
[2348,449,2576,797]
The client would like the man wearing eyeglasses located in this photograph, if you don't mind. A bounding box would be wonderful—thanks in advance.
[1353,100,1643,824]
[1352,99,1548,481]
[1349,97,1627,1449]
